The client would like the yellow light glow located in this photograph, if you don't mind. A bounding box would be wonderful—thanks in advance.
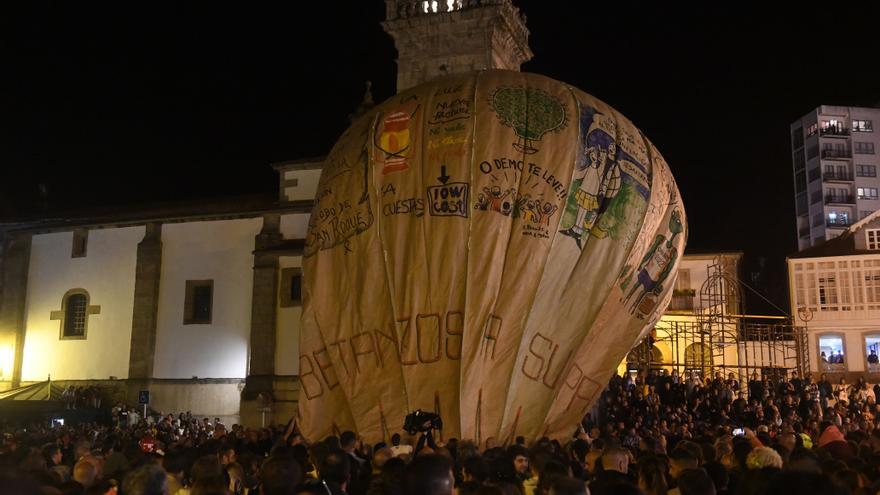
[0,343,13,382]
[20,329,54,382]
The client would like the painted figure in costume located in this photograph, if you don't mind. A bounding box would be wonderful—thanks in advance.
[623,208,683,316]
[561,129,621,248]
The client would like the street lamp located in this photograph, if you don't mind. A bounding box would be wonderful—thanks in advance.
[797,305,814,324]
[257,393,272,428]
[797,306,814,377]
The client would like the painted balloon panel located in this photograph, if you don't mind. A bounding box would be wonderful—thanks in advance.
[300,70,687,443]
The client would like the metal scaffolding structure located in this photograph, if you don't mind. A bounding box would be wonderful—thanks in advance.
[627,260,809,383]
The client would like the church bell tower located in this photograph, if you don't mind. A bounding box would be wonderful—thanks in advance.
[382,0,533,92]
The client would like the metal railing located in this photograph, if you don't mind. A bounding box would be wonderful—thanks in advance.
[823,171,854,181]
[820,127,850,137]
[825,194,855,204]
[669,294,695,311]
[822,149,852,159]
[826,218,852,227]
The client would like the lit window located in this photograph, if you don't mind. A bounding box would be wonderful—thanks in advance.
[421,0,459,13]
[821,119,843,134]
[866,335,880,371]
[858,187,878,200]
[828,211,849,226]
[806,123,818,137]
[868,229,880,250]
[819,334,845,370]
[853,120,873,132]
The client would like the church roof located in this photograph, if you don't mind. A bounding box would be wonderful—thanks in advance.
[788,235,856,259]
[0,193,313,234]
[0,381,63,401]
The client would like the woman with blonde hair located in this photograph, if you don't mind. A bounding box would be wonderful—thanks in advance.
[746,446,783,470]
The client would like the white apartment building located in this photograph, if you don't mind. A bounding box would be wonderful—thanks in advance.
[791,105,880,251]
[788,210,880,378]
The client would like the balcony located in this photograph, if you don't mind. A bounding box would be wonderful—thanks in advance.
[825,194,855,204]
[668,291,695,312]
[822,149,852,159]
[799,226,811,238]
[820,127,850,137]
[826,218,852,228]
[823,171,854,182]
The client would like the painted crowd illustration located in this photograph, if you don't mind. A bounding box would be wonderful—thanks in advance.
[301,71,686,442]
[473,187,559,226]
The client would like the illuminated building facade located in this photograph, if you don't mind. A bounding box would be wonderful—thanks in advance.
[791,105,880,250]
[788,210,880,380]
[0,0,531,425]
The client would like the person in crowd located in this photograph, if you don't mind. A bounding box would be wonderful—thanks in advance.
[261,455,303,495]
[340,430,368,495]
[123,464,168,495]
[636,455,667,495]
[587,446,632,495]
[676,468,716,495]
[6,368,880,495]
[73,457,98,489]
[402,454,453,495]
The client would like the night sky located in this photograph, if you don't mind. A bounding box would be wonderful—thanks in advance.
[3,3,880,312]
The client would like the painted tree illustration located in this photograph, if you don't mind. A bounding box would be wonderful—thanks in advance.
[490,87,566,154]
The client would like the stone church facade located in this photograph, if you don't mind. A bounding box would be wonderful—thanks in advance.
[0,0,532,426]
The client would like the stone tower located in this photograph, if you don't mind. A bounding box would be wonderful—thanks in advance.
[382,0,533,92]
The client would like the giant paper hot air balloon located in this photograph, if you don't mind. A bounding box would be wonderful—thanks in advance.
[299,70,686,444]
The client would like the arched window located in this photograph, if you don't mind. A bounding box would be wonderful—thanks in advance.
[684,343,713,372]
[52,289,93,339]
[626,344,665,369]
[64,293,87,337]
[649,345,665,365]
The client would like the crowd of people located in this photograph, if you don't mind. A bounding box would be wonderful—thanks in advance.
[61,386,103,411]
[2,368,880,495]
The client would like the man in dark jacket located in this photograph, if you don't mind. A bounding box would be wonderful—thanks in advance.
[588,447,636,495]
